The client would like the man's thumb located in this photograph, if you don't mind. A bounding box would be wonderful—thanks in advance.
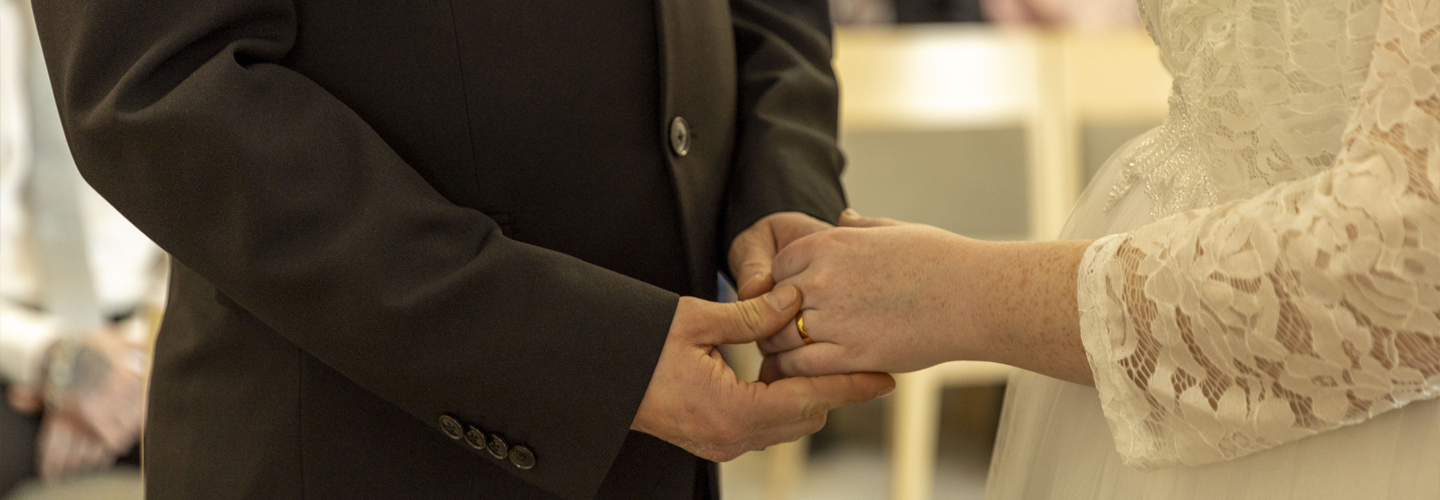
[716,285,801,345]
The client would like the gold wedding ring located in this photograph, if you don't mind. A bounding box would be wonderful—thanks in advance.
[796,312,814,345]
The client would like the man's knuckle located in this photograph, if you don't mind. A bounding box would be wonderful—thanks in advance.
[710,420,743,444]
[741,261,768,276]
[695,425,720,445]
[714,448,744,462]
[798,353,822,375]
[808,271,829,290]
[809,415,828,434]
[799,399,826,419]
[791,236,819,255]
[697,448,724,462]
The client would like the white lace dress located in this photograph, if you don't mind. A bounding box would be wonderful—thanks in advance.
[985,0,1440,498]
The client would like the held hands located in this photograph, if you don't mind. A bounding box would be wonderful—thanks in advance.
[729,212,836,300]
[757,211,985,378]
[755,210,1096,385]
[631,286,895,462]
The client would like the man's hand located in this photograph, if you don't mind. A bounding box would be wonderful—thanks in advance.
[631,285,895,462]
[729,212,834,300]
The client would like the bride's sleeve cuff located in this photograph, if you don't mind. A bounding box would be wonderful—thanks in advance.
[1076,233,1180,469]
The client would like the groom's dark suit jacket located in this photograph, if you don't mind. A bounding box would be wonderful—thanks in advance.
[30,0,846,498]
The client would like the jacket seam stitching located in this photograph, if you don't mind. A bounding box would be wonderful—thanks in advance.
[297,349,306,499]
[443,0,485,205]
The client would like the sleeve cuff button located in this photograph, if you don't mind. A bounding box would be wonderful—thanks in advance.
[438,415,464,440]
[486,433,509,460]
[508,445,536,470]
[464,426,488,450]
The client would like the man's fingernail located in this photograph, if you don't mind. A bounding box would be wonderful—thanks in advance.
[842,208,859,218]
[878,386,895,398]
[763,285,799,312]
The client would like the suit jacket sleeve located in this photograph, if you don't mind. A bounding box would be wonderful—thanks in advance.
[723,0,848,258]
[30,1,674,498]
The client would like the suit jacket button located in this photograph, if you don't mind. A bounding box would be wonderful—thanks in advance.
[669,116,691,157]
[486,433,509,460]
[464,426,488,450]
[438,415,464,440]
[508,446,536,470]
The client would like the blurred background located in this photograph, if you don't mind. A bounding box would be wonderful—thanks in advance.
[0,0,1169,498]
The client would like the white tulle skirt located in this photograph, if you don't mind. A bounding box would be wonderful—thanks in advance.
[982,131,1440,500]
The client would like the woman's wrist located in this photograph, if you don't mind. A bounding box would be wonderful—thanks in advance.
[961,239,1095,385]
[939,237,1004,363]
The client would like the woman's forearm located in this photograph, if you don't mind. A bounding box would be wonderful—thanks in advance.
[966,239,1095,385]
[764,216,1100,383]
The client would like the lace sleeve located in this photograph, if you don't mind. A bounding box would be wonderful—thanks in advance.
[1078,0,1440,468]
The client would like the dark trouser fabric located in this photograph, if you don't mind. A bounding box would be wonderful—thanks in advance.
[0,384,39,496]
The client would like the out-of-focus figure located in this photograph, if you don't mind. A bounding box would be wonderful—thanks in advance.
[981,0,1140,30]
[830,0,1140,28]
[830,0,898,24]
[0,0,166,496]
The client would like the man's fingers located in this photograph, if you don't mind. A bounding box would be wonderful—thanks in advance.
[771,241,816,284]
[760,372,895,422]
[756,307,817,355]
[709,285,801,345]
[697,415,827,463]
[735,268,774,301]
[740,415,828,453]
[730,213,835,300]
[729,230,778,300]
[769,213,833,246]
[728,218,783,301]
[838,208,904,228]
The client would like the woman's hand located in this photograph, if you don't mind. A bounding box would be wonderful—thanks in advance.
[757,211,983,377]
[759,210,1097,385]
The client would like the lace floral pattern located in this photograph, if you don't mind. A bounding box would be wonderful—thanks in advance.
[1079,0,1440,467]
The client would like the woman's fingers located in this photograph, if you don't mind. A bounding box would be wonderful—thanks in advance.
[758,355,784,383]
[757,307,828,355]
[772,235,822,284]
[771,343,853,378]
